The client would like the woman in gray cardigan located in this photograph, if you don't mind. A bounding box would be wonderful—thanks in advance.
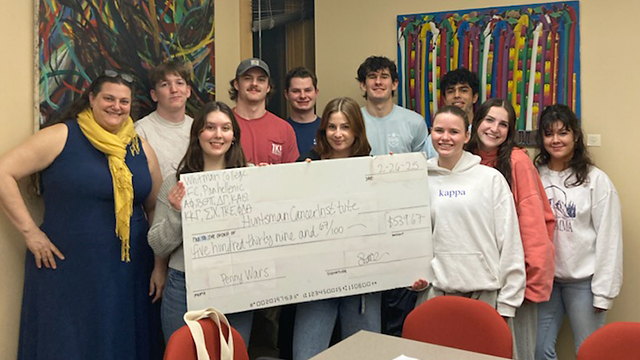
[147,101,250,344]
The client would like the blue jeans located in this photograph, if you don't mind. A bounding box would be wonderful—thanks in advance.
[161,268,254,346]
[535,279,606,360]
[292,293,381,360]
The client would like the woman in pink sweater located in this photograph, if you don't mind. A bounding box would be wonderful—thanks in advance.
[466,98,555,360]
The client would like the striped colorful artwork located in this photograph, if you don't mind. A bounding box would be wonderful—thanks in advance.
[397,2,580,143]
[38,0,215,124]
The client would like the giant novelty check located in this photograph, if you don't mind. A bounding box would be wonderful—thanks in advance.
[181,152,433,313]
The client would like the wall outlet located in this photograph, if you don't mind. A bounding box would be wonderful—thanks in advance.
[587,134,601,147]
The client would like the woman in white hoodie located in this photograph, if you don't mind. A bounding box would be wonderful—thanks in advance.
[413,105,525,319]
[534,104,623,360]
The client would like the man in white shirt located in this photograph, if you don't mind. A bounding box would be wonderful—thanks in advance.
[135,61,193,344]
[135,60,193,178]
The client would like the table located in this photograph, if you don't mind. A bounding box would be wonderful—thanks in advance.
[309,330,510,360]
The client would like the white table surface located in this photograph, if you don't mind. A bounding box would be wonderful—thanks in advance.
[309,330,510,360]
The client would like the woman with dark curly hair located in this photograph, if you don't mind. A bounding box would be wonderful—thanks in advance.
[534,104,623,360]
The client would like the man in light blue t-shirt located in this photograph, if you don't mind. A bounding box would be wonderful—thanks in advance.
[357,56,427,156]
[356,55,427,338]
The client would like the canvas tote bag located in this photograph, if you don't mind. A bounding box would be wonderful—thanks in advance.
[183,308,234,360]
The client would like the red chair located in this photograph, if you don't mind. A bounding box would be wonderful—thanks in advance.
[402,296,512,358]
[164,319,249,360]
[577,322,640,360]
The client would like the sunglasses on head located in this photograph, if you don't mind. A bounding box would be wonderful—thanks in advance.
[104,69,134,83]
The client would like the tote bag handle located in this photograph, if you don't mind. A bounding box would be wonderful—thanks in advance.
[183,308,234,360]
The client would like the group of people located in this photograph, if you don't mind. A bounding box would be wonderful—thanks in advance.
[0,55,622,360]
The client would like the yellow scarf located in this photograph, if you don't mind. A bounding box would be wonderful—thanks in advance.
[77,108,141,262]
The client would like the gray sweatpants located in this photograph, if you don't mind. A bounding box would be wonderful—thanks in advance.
[513,300,538,360]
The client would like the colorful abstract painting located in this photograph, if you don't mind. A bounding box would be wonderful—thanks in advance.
[397,2,580,143]
[38,0,215,124]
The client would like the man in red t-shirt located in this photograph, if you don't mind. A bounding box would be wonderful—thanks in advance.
[229,58,299,165]
[228,58,298,358]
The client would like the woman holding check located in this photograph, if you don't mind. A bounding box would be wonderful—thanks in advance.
[147,101,254,345]
[293,97,375,360]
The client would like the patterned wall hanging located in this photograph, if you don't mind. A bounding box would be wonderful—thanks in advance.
[37,0,215,125]
[397,1,580,144]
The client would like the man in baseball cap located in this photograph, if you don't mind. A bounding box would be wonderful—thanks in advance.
[229,58,299,165]
[235,57,271,78]
[228,58,298,356]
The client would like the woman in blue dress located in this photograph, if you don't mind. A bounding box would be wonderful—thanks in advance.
[0,71,164,360]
